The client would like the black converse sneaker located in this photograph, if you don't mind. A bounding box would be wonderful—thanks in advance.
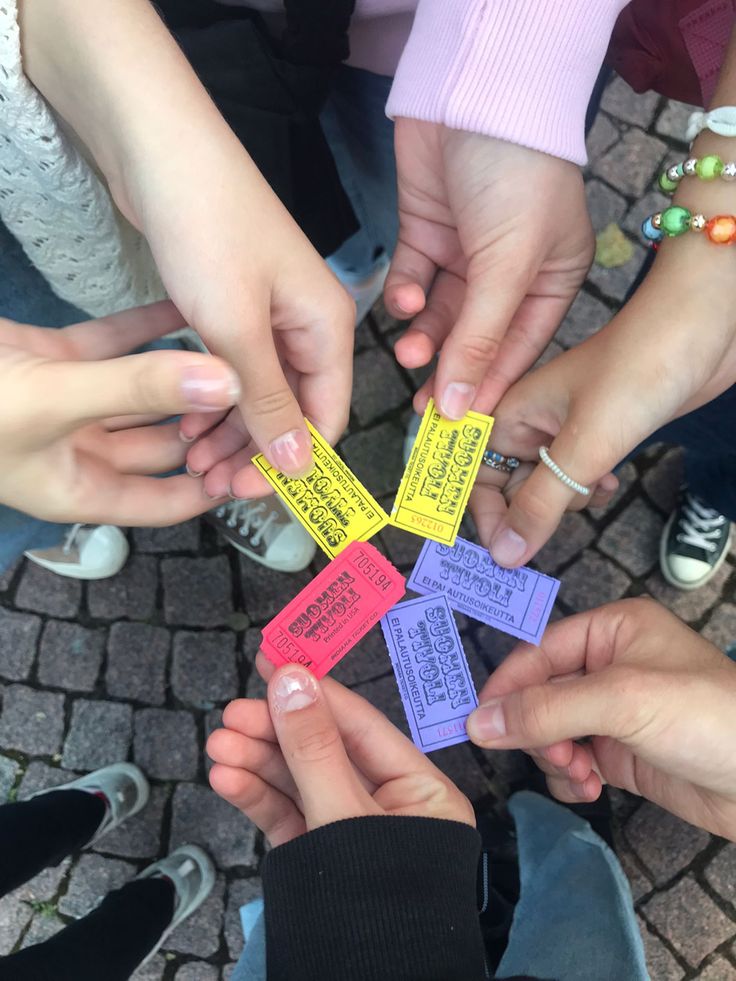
[660,490,732,591]
[205,498,315,573]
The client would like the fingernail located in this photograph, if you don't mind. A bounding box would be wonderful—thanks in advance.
[179,430,196,443]
[570,781,589,801]
[186,464,204,478]
[490,528,527,567]
[467,699,506,742]
[268,429,313,477]
[440,382,475,420]
[272,669,318,713]
[181,365,241,409]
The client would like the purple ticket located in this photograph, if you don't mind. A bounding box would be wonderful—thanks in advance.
[380,594,478,753]
[407,536,559,646]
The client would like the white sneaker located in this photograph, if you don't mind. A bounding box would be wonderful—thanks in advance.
[135,845,216,966]
[329,252,390,326]
[29,762,149,846]
[206,498,316,573]
[25,524,129,580]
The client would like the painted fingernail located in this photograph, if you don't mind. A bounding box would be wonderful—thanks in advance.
[272,669,318,713]
[181,365,241,409]
[467,699,506,742]
[490,528,527,568]
[268,429,313,477]
[440,382,475,420]
[186,464,204,478]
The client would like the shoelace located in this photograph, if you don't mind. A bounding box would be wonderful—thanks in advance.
[62,523,84,554]
[216,500,278,547]
[677,495,726,553]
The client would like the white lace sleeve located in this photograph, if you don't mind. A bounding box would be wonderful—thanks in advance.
[0,0,164,317]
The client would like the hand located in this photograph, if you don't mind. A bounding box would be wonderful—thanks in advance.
[207,654,474,846]
[384,120,594,417]
[0,302,240,524]
[466,598,736,841]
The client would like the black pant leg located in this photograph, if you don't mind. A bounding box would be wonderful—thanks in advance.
[0,878,176,981]
[0,790,105,897]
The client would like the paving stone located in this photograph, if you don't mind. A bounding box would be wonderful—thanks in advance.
[37,620,104,691]
[21,911,65,949]
[131,953,167,981]
[167,874,225,956]
[133,521,201,553]
[589,461,639,518]
[646,562,732,623]
[429,743,493,802]
[587,240,647,302]
[106,622,169,705]
[585,178,628,232]
[0,859,71,954]
[352,348,410,425]
[703,605,736,653]
[593,128,668,197]
[533,339,564,369]
[641,448,683,513]
[225,878,263,960]
[162,556,234,628]
[626,801,709,885]
[172,631,238,708]
[623,189,670,237]
[59,854,136,918]
[94,785,168,859]
[340,422,405,498]
[171,783,258,869]
[705,844,736,909]
[370,297,403,336]
[0,609,41,681]
[175,965,220,981]
[222,966,237,981]
[0,685,65,755]
[556,289,611,349]
[601,76,660,129]
[699,956,736,980]
[62,699,133,770]
[586,112,620,162]
[378,520,424,569]
[467,625,517,673]
[355,317,379,352]
[558,551,631,612]
[655,100,697,140]
[617,844,654,902]
[15,561,81,618]
[598,499,664,576]
[18,761,76,800]
[642,876,735,967]
[608,786,641,823]
[239,559,311,624]
[331,625,390,687]
[242,628,262,666]
[87,554,157,621]
[637,916,685,981]
[352,674,408,735]
[533,512,596,574]
[245,668,267,701]
[134,708,198,781]
[0,558,20,592]
[0,753,18,801]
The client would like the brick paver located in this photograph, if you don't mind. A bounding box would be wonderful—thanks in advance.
[0,76,734,978]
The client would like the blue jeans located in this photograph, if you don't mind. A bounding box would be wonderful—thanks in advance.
[231,792,647,981]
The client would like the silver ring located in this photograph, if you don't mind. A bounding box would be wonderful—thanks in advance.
[482,450,520,474]
[538,447,590,496]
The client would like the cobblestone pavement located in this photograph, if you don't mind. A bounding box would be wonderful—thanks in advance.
[2,78,736,979]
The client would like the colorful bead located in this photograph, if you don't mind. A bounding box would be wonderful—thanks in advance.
[641,217,664,242]
[705,214,736,244]
[666,165,682,184]
[684,158,698,175]
[690,214,706,231]
[722,162,736,182]
[696,154,724,180]
[660,206,692,237]
[658,171,679,193]
[652,213,662,229]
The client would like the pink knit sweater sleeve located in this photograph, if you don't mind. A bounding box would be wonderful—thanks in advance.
[385,0,630,166]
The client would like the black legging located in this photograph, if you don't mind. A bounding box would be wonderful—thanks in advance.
[0,790,175,981]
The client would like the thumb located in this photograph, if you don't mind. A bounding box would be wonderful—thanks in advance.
[466,668,646,751]
[267,666,377,830]
[45,350,241,433]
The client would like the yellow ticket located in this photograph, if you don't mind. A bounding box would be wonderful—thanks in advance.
[252,421,389,559]
[390,398,493,545]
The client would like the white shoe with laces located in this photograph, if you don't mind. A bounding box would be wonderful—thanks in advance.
[206,498,316,572]
[25,524,129,580]
[135,845,216,967]
[660,490,732,590]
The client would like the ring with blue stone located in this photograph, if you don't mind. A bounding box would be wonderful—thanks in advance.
[482,450,520,474]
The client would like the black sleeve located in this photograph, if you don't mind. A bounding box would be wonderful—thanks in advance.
[262,815,487,981]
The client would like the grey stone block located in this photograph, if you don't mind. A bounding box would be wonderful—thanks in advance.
[62,700,133,770]
[38,620,104,691]
[170,783,258,870]
[0,685,65,755]
[162,556,234,628]
[0,609,42,681]
[106,622,170,706]
[134,708,199,781]
[172,631,238,707]
[59,854,136,918]
[167,874,225,956]
[16,561,81,618]
[87,555,157,621]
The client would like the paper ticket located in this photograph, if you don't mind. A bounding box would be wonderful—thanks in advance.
[261,541,405,678]
[380,594,478,753]
[407,536,560,646]
[390,399,493,546]
[252,421,389,558]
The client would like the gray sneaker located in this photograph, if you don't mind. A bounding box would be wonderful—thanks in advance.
[206,498,316,572]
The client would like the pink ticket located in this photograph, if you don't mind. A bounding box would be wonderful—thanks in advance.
[261,542,405,679]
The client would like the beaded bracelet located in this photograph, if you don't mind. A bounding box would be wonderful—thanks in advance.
[658,155,736,193]
[641,207,736,244]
